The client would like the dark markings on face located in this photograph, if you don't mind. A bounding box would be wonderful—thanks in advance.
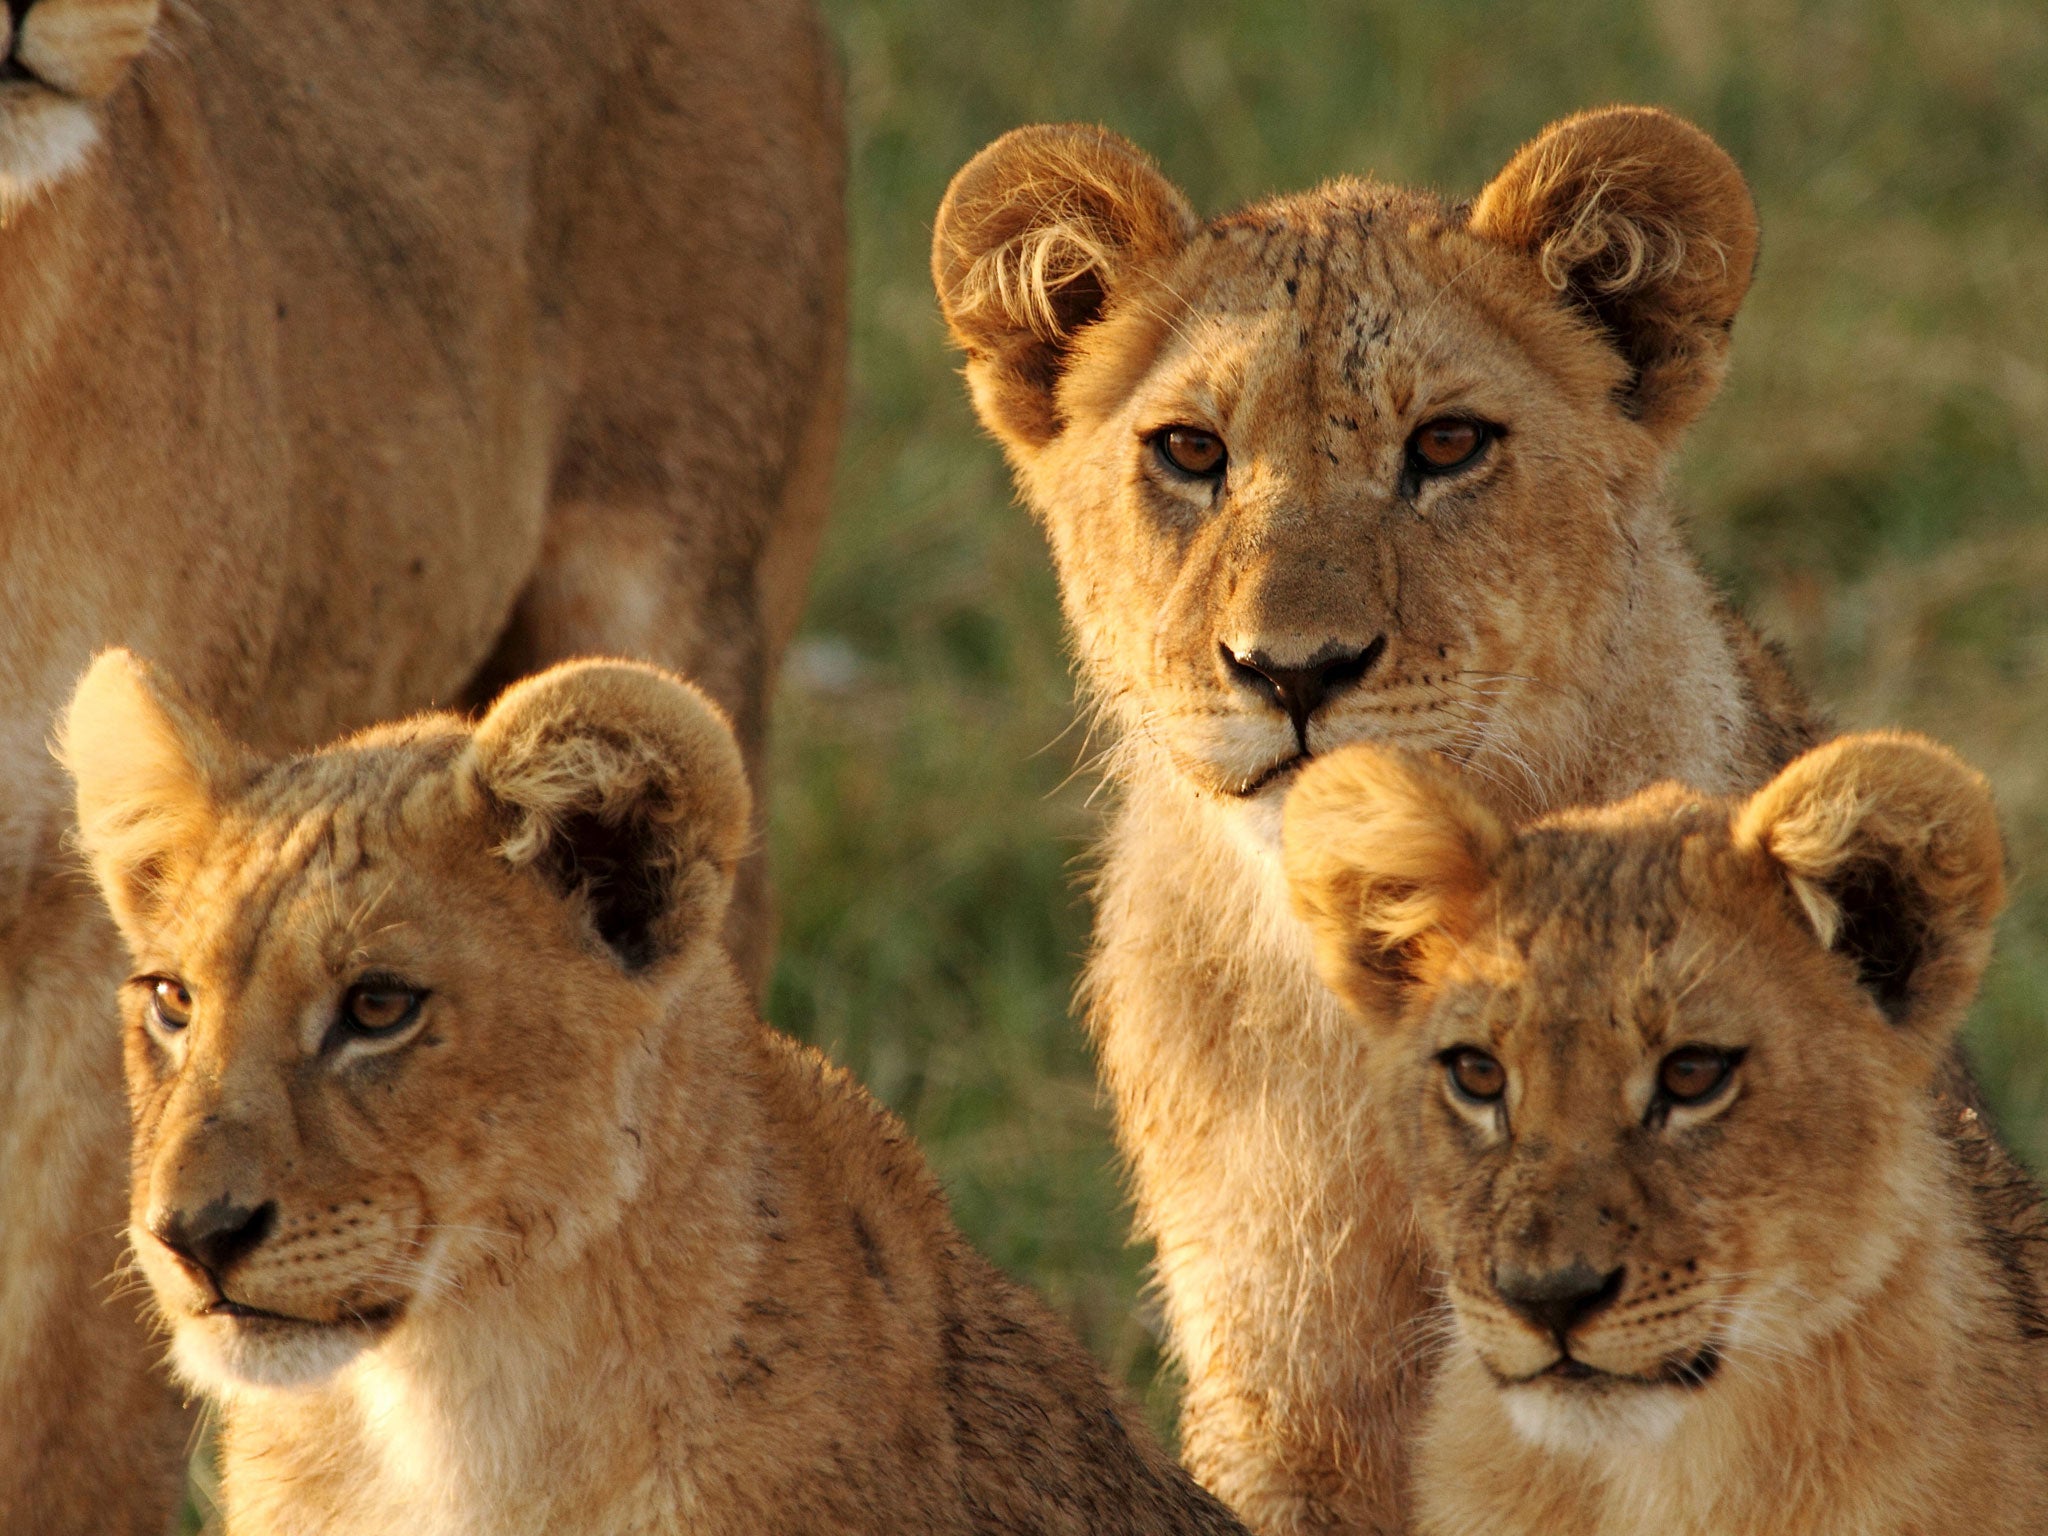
[179,743,460,998]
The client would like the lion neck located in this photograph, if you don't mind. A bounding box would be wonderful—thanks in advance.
[0,180,94,405]
[0,56,225,393]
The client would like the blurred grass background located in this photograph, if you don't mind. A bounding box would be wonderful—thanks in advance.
[181,0,2048,1522]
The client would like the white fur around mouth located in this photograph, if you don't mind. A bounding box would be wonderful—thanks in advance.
[1500,1373,1696,1454]
[174,1304,404,1393]
[1492,1344,1722,1456]
[0,89,98,209]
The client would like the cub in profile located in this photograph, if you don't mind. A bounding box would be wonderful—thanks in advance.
[60,650,1248,1536]
[1284,734,2048,1536]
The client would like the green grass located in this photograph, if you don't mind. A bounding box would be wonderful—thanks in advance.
[179,2,2048,1521]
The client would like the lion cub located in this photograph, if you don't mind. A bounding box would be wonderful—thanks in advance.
[1283,733,2048,1536]
[61,651,1247,1536]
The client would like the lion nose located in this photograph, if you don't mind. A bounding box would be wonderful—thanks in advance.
[1494,1261,1624,1341]
[1220,636,1387,741]
[152,1196,277,1281]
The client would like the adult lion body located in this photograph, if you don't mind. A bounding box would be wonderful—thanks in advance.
[59,653,1249,1536]
[1284,735,2048,1535]
[933,110,1839,1530]
[0,4,842,1529]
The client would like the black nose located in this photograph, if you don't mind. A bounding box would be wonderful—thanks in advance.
[1221,636,1387,742]
[153,1197,276,1280]
[1494,1261,1624,1341]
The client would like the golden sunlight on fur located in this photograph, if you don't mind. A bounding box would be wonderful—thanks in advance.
[934,106,1823,1531]
[1284,735,2048,1536]
[0,5,843,1529]
[59,651,1249,1536]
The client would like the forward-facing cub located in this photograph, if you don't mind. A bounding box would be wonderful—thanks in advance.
[60,651,1247,1536]
[1284,735,2048,1536]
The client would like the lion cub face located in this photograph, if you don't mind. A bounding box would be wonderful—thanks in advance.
[936,110,1757,817]
[1284,734,2005,1451]
[61,652,748,1393]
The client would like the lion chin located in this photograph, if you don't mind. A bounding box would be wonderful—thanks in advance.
[171,1310,402,1395]
[1497,1373,1699,1456]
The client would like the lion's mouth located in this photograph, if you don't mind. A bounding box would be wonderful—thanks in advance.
[1228,753,1309,798]
[202,1295,406,1335]
[1519,1344,1721,1391]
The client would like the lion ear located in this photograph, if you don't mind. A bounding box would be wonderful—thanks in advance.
[1282,746,1508,1021]
[467,660,750,974]
[59,649,244,947]
[933,123,1197,453]
[1735,733,2005,1042]
[1469,106,1758,440]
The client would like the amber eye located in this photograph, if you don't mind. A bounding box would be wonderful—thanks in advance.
[1407,417,1491,473]
[1155,426,1228,478]
[1657,1046,1742,1106]
[150,978,193,1032]
[1443,1047,1507,1105]
[339,982,425,1040]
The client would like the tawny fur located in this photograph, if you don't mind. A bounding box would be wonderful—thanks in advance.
[1283,734,2048,1536]
[0,5,844,1528]
[58,651,1248,1536]
[925,108,2026,1532]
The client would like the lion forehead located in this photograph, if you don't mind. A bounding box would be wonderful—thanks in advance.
[1143,204,1522,407]
[157,735,476,977]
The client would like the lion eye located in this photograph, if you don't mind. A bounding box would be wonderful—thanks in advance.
[1657,1046,1741,1106]
[1155,426,1228,478]
[150,979,193,1032]
[1407,417,1492,473]
[339,983,425,1040]
[1443,1047,1507,1105]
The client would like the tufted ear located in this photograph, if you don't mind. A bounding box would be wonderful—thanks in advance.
[1735,732,2005,1042]
[1283,746,1509,1021]
[933,123,1197,452]
[59,648,244,947]
[1470,106,1758,441]
[467,660,750,974]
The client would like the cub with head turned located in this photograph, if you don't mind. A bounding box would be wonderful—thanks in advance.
[60,651,1249,1536]
[1284,734,2048,1536]
[933,107,2030,1532]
